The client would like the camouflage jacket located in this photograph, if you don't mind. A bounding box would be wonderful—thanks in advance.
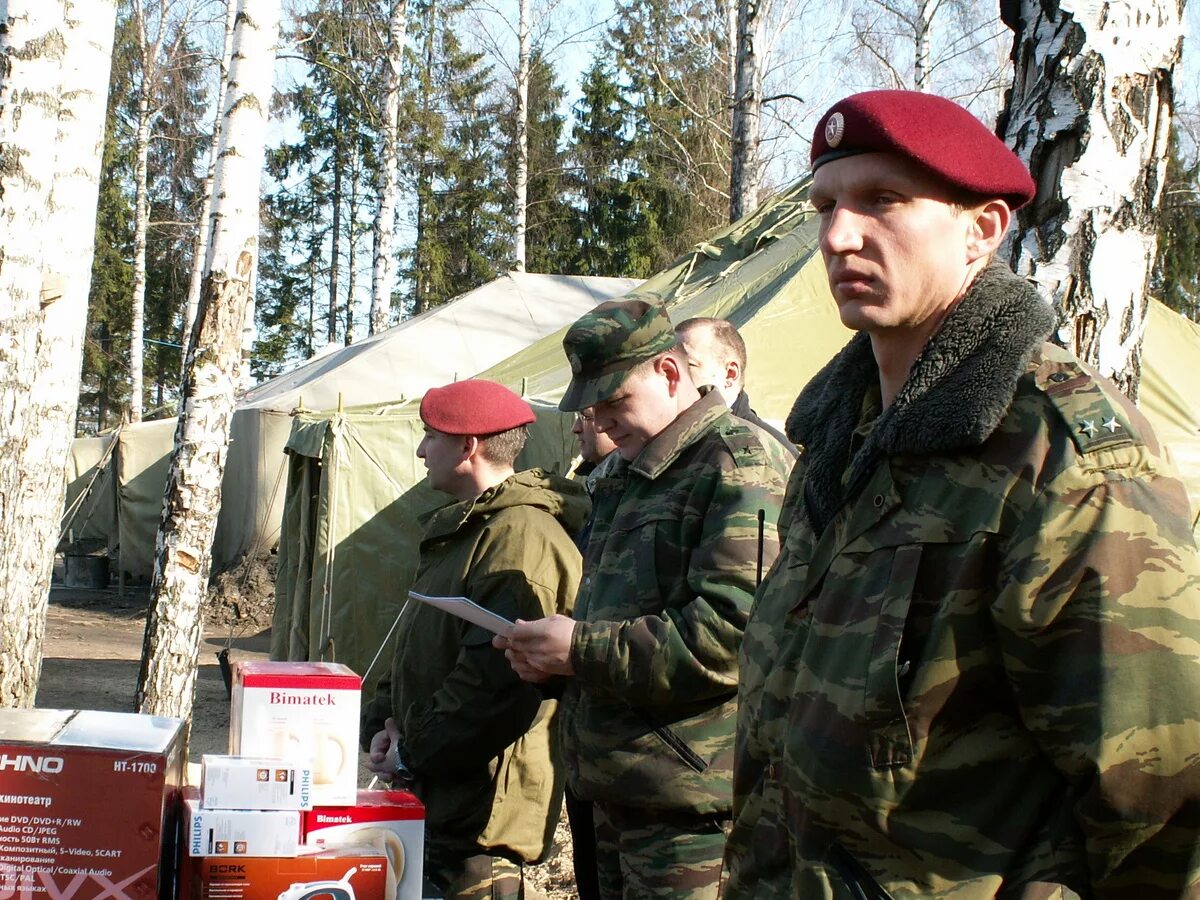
[726,263,1200,898]
[560,390,789,816]
[362,469,588,864]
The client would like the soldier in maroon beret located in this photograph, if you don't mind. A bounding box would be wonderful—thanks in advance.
[363,378,592,899]
[727,90,1200,898]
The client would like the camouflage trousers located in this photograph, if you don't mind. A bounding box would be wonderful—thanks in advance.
[424,852,546,900]
[592,801,730,899]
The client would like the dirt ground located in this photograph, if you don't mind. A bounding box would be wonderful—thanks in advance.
[36,581,578,898]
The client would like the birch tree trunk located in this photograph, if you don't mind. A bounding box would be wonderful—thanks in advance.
[0,0,114,708]
[137,0,282,721]
[729,0,767,221]
[369,0,406,336]
[329,106,342,343]
[129,0,166,423]
[999,0,1183,401]
[182,0,238,382]
[512,0,531,271]
[914,0,933,91]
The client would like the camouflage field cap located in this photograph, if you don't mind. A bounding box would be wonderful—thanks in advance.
[559,298,676,412]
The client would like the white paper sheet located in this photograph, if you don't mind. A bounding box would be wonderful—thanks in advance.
[408,591,515,636]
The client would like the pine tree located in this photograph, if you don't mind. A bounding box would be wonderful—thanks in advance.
[81,14,139,433]
[268,0,380,349]
[566,55,647,277]
[402,0,504,313]
[1154,125,1200,321]
[609,0,731,270]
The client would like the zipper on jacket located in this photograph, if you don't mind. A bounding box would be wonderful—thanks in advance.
[827,841,895,900]
[648,721,708,773]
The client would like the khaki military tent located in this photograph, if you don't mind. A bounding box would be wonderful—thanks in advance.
[273,176,1200,699]
[64,273,639,583]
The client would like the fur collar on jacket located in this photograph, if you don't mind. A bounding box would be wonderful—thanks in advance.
[786,261,1054,533]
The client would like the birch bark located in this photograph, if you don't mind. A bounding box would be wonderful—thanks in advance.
[729,0,767,221]
[137,0,282,721]
[512,0,531,271]
[183,0,238,381]
[999,0,1183,400]
[0,0,114,707]
[369,0,406,335]
[129,0,167,423]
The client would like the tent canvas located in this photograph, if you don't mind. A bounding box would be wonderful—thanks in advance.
[66,273,638,582]
[273,176,1200,698]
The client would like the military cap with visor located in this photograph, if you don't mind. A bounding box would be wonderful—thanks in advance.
[810,89,1036,210]
[420,379,536,435]
[559,299,677,412]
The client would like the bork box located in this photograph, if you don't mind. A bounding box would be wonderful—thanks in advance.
[0,708,184,900]
[200,755,313,811]
[229,662,361,806]
[183,797,301,858]
[179,846,387,900]
[302,791,424,900]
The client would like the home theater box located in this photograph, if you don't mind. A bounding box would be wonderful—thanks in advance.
[0,707,184,899]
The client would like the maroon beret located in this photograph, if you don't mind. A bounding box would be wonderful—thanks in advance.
[811,90,1035,210]
[419,380,535,436]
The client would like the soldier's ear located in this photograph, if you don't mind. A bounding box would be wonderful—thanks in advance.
[657,353,684,394]
[461,435,480,462]
[965,199,1010,263]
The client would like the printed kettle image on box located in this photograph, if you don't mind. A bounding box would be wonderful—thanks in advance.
[302,791,424,900]
[0,708,184,900]
[229,661,361,806]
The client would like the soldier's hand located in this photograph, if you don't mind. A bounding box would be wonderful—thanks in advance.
[364,717,400,778]
[494,614,576,680]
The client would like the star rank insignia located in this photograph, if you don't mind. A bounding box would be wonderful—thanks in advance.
[1103,417,1121,433]
[1079,420,1098,437]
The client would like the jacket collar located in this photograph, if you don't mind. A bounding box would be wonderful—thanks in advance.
[785,261,1055,533]
[630,390,728,480]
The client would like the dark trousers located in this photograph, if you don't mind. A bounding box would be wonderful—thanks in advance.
[565,787,602,900]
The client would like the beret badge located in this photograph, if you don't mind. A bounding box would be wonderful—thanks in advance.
[825,112,845,148]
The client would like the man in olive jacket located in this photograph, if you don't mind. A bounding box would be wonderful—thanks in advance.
[497,300,789,899]
[362,379,589,900]
[725,90,1200,898]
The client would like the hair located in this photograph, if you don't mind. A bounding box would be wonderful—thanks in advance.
[675,317,748,375]
[477,425,529,466]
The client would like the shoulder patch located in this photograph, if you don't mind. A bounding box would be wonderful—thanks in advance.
[1033,352,1140,455]
[717,420,769,467]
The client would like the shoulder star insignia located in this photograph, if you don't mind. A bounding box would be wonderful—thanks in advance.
[1103,417,1121,433]
[1079,420,1098,437]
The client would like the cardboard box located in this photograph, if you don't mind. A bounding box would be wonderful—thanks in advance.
[201,755,314,810]
[229,662,361,806]
[0,707,184,900]
[302,791,424,900]
[184,797,301,857]
[179,846,387,900]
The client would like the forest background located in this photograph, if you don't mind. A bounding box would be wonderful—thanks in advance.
[81,0,1200,435]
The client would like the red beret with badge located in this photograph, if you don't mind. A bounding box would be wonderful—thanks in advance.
[419,379,536,436]
[810,89,1036,210]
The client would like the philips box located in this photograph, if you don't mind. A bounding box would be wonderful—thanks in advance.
[201,755,314,810]
[229,662,361,806]
[184,796,301,857]
[178,845,387,900]
[302,790,424,900]
[0,708,184,900]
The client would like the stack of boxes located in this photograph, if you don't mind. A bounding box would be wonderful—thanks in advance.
[178,661,424,900]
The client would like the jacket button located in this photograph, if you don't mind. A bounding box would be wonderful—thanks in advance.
[1049,371,1070,383]
[873,494,885,508]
